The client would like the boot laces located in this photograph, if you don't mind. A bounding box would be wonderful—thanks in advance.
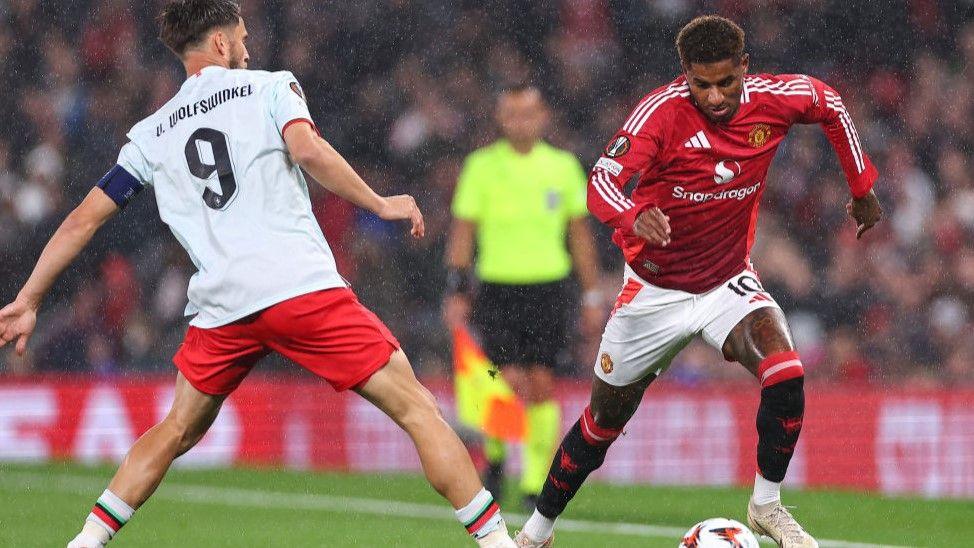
[767,504,806,542]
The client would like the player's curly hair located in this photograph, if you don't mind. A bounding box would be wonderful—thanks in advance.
[158,0,241,56]
[676,15,746,67]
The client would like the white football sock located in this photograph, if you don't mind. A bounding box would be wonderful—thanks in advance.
[522,509,555,541]
[752,472,781,505]
[455,488,503,539]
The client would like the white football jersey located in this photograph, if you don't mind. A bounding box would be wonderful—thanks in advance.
[117,66,345,328]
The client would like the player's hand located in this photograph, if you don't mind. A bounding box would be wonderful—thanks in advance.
[442,293,471,329]
[378,194,425,238]
[633,207,671,247]
[0,300,38,356]
[846,190,882,240]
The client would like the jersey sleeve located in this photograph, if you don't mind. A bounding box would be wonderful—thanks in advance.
[586,97,667,230]
[269,71,319,137]
[117,141,152,185]
[452,153,484,222]
[789,75,878,198]
[564,154,589,219]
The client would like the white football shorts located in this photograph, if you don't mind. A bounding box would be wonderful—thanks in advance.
[594,264,781,386]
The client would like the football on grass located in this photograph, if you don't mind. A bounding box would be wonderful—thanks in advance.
[678,518,760,547]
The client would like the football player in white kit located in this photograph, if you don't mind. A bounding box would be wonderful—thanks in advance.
[0,2,516,547]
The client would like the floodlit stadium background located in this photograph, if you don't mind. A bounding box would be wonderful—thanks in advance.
[0,1,973,498]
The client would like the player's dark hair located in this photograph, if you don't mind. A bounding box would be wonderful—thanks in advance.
[676,15,746,67]
[158,0,241,56]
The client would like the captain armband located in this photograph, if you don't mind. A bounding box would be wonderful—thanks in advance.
[96,165,144,208]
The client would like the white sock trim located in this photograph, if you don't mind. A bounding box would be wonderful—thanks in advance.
[752,472,782,505]
[455,488,493,524]
[99,489,135,520]
[523,509,556,541]
[455,488,502,538]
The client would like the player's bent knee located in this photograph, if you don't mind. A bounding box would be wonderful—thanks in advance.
[159,412,212,456]
[169,421,203,455]
[395,383,445,431]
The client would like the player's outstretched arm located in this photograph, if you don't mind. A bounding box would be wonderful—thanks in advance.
[790,75,882,239]
[0,188,119,354]
[283,122,424,238]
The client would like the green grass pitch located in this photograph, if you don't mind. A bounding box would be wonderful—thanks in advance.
[1,462,971,546]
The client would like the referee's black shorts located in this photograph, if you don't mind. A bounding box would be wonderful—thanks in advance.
[472,279,570,368]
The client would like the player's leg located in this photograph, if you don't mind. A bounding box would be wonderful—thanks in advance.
[67,320,263,548]
[356,350,482,504]
[722,307,816,547]
[519,272,692,546]
[68,373,227,547]
[521,371,655,541]
[723,307,804,500]
[356,350,514,546]
[264,288,515,546]
[705,271,816,547]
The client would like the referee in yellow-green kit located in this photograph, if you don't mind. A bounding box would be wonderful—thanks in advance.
[443,84,603,510]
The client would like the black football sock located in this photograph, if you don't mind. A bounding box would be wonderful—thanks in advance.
[756,375,805,483]
[535,406,621,518]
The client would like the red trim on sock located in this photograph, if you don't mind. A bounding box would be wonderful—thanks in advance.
[580,406,622,446]
[466,502,499,534]
[92,505,122,532]
[758,351,804,388]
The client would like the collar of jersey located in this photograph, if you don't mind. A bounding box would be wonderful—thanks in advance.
[185,65,227,85]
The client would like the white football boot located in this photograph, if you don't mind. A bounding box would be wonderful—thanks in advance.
[514,530,554,547]
[747,499,819,548]
[476,519,518,548]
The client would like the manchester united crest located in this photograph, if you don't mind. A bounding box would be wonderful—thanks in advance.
[747,123,771,148]
[600,352,614,374]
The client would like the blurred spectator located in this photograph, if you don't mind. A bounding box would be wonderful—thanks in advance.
[1,1,973,385]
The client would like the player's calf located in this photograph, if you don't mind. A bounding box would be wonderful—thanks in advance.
[356,350,516,545]
[753,351,804,505]
[67,374,225,547]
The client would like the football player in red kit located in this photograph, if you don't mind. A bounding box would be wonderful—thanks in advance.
[515,15,882,548]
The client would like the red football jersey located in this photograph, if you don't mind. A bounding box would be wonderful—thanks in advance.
[588,73,878,294]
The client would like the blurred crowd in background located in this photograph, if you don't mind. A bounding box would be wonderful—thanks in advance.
[1,0,973,385]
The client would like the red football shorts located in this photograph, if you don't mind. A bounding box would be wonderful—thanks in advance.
[173,288,400,395]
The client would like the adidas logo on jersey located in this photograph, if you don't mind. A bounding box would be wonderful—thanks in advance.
[683,130,711,149]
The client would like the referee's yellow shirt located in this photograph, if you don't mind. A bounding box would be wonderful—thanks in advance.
[452,140,588,285]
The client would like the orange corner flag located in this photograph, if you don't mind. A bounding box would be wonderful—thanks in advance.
[452,325,525,442]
